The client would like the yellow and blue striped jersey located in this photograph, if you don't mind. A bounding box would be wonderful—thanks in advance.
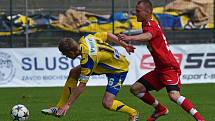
[78,32,129,83]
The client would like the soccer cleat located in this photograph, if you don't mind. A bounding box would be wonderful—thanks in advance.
[41,107,58,116]
[129,111,139,121]
[147,105,169,121]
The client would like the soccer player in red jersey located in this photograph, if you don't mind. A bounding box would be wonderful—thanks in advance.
[118,0,204,121]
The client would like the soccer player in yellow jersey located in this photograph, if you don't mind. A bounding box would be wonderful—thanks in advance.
[41,32,139,121]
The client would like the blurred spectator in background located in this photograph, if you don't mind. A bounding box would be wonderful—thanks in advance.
[165,0,213,28]
[57,8,89,29]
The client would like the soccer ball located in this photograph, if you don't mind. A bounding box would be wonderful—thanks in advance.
[10,104,29,121]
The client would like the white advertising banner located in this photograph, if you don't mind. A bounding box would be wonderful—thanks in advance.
[0,48,80,87]
[0,44,215,87]
[130,44,215,84]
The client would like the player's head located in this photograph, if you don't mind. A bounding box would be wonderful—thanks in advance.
[58,38,80,59]
[136,0,153,22]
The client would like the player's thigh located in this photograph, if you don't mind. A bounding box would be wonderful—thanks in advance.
[142,70,165,91]
[167,90,181,101]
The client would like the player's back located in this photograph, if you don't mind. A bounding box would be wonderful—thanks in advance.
[80,32,129,75]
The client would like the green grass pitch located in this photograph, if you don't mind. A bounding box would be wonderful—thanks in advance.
[0,83,215,121]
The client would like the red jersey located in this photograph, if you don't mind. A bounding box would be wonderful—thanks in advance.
[143,20,180,71]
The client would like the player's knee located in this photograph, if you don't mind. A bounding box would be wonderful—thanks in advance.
[130,82,147,96]
[130,86,135,95]
[130,85,139,95]
[102,95,114,109]
[168,91,181,102]
[102,100,112,109]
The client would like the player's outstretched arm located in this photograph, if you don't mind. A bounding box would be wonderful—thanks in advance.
[118,33,152,42]
[56,82,87,117]
[107,33,135,54]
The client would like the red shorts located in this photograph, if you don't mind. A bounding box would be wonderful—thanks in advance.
[142,68,181,91]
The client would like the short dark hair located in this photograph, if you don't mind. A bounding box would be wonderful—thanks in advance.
[137,0,153,14]
[58,38,79,53]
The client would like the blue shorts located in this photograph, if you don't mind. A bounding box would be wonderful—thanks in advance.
[105,72,127,96]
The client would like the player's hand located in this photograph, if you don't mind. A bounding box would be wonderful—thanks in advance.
[125,45,136,54]
[56,103,70,117]
[118,34,132,42]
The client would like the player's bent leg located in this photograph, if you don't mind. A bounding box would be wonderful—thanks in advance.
[56,66,80,108]
[167,85,204,121]
[56,77,78,108]
[131,81,169,121]
[104,72,138,121]
[103,92,139,121]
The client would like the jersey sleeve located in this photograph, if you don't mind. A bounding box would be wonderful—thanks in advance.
[79,53,97,83]
[93,32,108,42]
